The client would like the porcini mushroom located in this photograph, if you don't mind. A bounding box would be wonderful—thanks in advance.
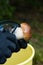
[21,23,31,41]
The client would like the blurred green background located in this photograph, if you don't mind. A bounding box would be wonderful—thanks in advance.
[0,0,43,65]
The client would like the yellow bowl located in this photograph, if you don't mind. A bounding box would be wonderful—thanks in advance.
[2,44,35,65]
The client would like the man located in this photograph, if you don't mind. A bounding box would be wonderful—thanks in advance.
[0,20,31,64]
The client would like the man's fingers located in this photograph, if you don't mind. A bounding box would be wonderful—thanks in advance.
[0,50,3,58]
[7,40,20,52]
[0,57,6,64]
[7,40,16,52]
[7,33,20,52]
[18,39,27,49]
[7,32,16,40]
[4,48,12,58]
[7,32,18,44]
[14,43,20,52]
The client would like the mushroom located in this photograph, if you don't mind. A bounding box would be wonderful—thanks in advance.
[21,23,31,41]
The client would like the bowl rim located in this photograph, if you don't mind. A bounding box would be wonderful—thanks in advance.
[18,44,35,65]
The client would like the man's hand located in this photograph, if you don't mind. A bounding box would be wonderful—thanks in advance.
[0,22,29,64]
[0,31,20,64]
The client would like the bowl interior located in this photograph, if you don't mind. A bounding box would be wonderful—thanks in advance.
[4,44,33,65]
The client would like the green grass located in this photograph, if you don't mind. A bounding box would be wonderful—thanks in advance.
[29,21,43,65]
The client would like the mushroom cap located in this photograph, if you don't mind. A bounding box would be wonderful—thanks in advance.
[21,23,31,41]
